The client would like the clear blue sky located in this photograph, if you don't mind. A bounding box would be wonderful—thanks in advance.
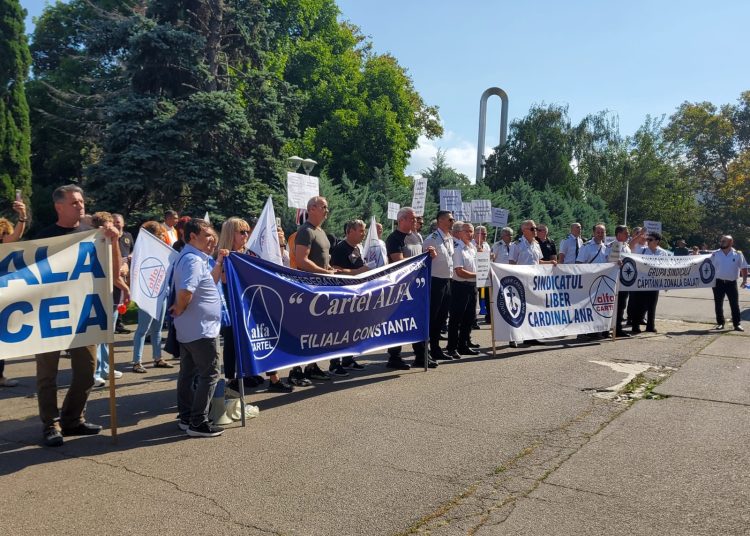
[20,0,750,179]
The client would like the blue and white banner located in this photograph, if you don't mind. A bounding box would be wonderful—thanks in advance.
[130,229,176,319]
[619,253,716,291]
[224,252,432,375]
[1,230,114,359]
[491,262,620,342]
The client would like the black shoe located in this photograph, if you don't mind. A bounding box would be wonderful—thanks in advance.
[509,341,518,348]
[645,327,657,333]
[615,330,631,338]
[115,326,131,334]
[446,350,462,360]
[43,428,64,447]
[61,422,102,437]
[457,346,479,356]
[471,322,480,330]
[305,364,331,380]
[413,359,438,369]
[713,324,725,330]
[431,350,453,361]
[735,325,744,332]
[288,374,312,387]
[187,421,224,438]
[268,380,294,393]
[386,359,411,370]
[342,358,365,369]
[329,365,349,377]
[467,341,480,348]
[631,327,642,334]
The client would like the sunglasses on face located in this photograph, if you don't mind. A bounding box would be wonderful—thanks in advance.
[237,230,250,235]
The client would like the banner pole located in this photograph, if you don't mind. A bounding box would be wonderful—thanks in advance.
[489,278,496,358]
[611,273,620,341]
[108,342,118,443]
[239,368,246,428]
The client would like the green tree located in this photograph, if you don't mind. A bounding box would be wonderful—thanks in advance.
[0,0,32,214]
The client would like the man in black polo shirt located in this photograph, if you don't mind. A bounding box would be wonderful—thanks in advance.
[329,219,370,375]
[384,207,438,369]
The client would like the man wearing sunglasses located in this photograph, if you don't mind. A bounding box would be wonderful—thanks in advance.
[629,232,669,334]
[710,235,747,332]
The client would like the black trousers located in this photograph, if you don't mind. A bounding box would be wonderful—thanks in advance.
[632,291,659,331]
[429,277,452,353]
[447,281,476,351]
[388,342,427,362]
[616,291,629,327]
[713,279,741,327]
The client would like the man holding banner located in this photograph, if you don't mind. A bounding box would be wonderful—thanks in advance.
[31,185,125,447]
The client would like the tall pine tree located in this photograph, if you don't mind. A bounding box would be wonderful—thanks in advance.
[0,0,32,214]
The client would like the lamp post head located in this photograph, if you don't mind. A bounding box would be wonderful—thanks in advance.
[287,156,303,172]
[301,158,318,175]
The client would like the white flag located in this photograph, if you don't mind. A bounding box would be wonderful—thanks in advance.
[247,196,283,265]
[203,211,210,224]
[130,229,177,319]
[362,216,387,268]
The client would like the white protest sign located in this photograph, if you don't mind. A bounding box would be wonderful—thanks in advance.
[471,199,492,223]
[491,208,509,228]
[411,177,428,216]
[643,220,662,235]
[0,230,114,360]
[457,201,473,223]
[475,249,491,288]
[287,172,320,209]
[439,189,462,212]
[491,262,619,342]
[131,229,177,320]
[387,202,400,221]
[607,240,622,263]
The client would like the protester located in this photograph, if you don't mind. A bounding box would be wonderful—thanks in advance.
[170,215,192,252]
[536,224,557,262]
[490,227,514,264]
[385,207,437,369]
[329,219,370,375]
[0,199,27,388]
[163,210,179,246]
[130,221,175,373]
[558,223,582,264]
[291,196,335,383]
[710,235,747,332]
[33,185,128,447]
[446,221,480,359]
[112,213,133,334]
[278,227,290,268]
[629,232,669,334]
[576,224,608,265]
[423,210,455,360]
[608,225,632,338]
[472,225,490,325]
[90,211,126,387]
[673,239,690,256]
[170,218,226,437]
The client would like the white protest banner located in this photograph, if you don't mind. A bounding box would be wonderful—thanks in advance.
[287,172,320,209]
[439,189,462,212]
[476,249,491,288]
[491,262,619,342]
[387,202,400,221]
[247,196,283,265]
[607,240,622,263]
[491,208,509,228]
[0,230,114,360]
[411,177,428,216]
[619,253,716,291]
[643,220,662,235]
[362,216,387,268]
[130,229,177,320]
[471,199,492,223]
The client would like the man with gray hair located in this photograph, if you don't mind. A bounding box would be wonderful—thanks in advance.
[491,227,514,264]
[385,207,437,369]
[558,223,582,264]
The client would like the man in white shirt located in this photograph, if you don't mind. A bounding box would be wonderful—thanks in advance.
[446,222,480,358]
[710,235,748,331]
[423,210,455,360]
[576,224,608,264]
[491,227,514,264]
[630,232,669,334]
[558,223,583,264]
[509,220,556,266]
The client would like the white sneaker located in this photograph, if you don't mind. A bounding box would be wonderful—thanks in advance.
[93,377,106,388]
[112,370,123,379]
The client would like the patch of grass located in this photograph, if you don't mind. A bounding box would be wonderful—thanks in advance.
[621,373,668,400]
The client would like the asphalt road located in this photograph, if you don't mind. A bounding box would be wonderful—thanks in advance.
[0,288,747,535]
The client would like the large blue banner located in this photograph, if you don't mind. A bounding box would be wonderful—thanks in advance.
[224,253,432,376]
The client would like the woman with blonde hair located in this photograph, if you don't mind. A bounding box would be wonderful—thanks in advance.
[130,221,175,373]
[218,217,293,394]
